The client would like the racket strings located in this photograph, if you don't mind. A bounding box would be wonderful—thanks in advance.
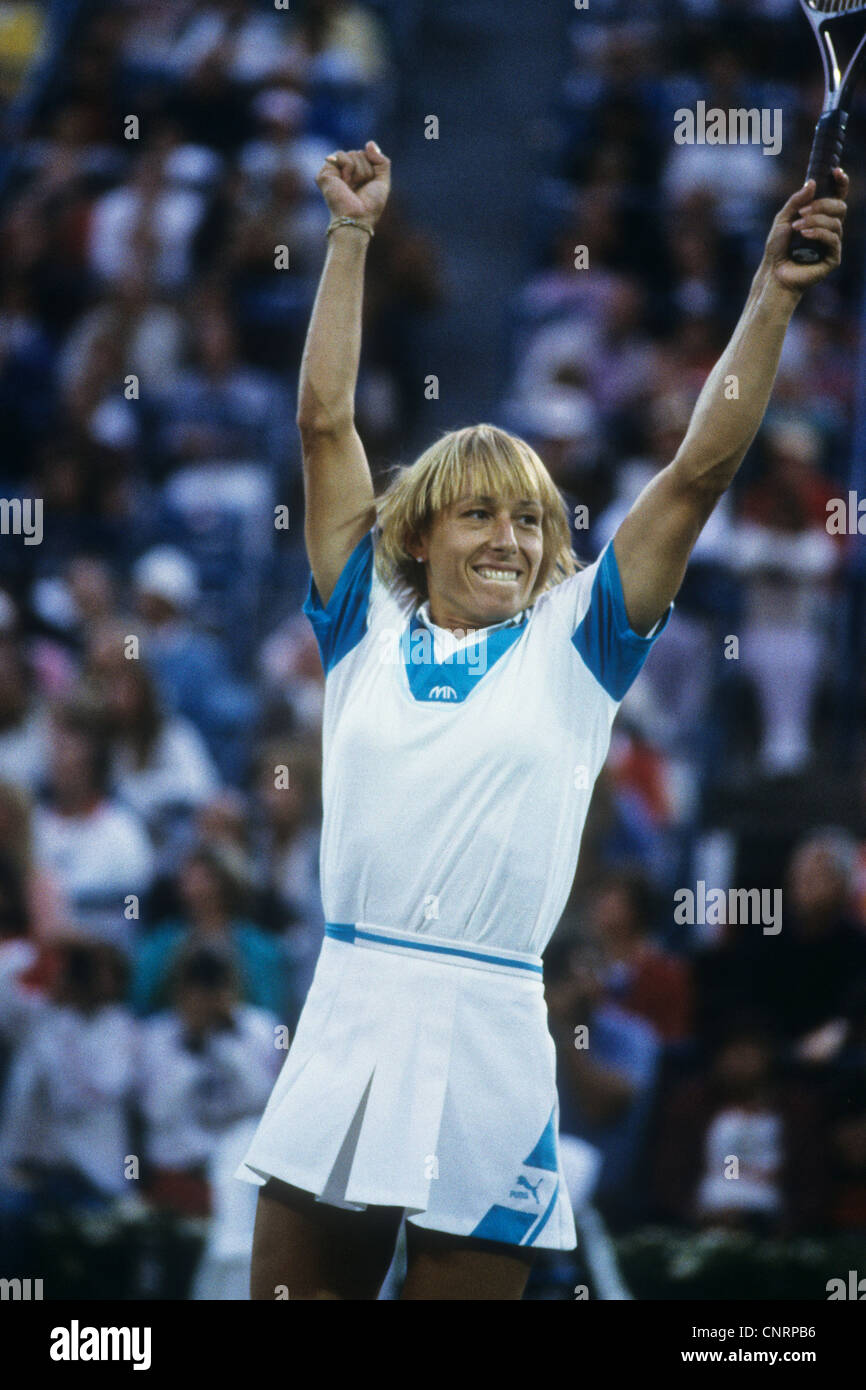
[808,1,866,15]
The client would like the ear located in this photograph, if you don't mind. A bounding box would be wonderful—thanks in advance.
[406,532,426,563]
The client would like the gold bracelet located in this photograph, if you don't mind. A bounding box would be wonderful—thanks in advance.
[326,216,374,239]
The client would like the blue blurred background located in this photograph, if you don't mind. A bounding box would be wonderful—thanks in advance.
[0,0,865,1299]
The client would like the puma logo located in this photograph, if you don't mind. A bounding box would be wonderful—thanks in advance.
[509,1175,543,1204]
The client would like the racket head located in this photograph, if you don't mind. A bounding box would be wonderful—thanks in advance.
[803,2,866,14]
[790,0,864,264]
[800,0,866,103]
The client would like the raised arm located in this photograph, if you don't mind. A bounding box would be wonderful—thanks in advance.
[613,170,849,636]
[297,141,391,607]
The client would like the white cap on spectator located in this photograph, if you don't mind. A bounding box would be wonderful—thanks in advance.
[766,419,821,467]
[89,397,138,450]
[253,87,308,131]
[133,547,199,610]
[31,576,77,631]
[519,388,599,442]
[164,144,224,188]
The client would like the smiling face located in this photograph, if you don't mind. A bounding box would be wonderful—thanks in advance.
[410,492,546,632]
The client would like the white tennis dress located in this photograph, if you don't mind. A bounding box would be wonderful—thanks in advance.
[235,526,671,1250]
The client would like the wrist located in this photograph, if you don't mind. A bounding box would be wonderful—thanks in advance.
[324,225,372,265]
[753,262,803,315]
[327,216,375,241]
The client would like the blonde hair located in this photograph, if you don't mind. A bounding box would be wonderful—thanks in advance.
[374,424,582,607]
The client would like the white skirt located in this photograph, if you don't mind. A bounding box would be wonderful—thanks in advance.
[235,922,577,1251]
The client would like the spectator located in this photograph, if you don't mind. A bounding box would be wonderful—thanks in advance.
[545,931,660,1229]
[0,938,137,1267]
[87,138,207,293]
[731,421,840,775]
[652,1019,826,1236]
[257,612,325,735]
[0,1,45,101]
[84,622,220,837]
[132,842,288,1019]
[137,947,282,1218]
[590,870,695,1045]
[131,544,255,779]
[0,780,69,943]
[296,0,391,86]
[251,740,323,1020]
[59,271,186,401]
[0,599,51,792]
[33,699,154,946]
[161,0,300,87]
[153,300,289,474]
[239,86,331,198]
[751,831,866,1044]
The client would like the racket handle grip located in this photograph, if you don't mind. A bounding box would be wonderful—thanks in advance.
[789,108,848,265]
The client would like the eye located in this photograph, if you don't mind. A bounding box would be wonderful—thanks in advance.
[463,508,540,523]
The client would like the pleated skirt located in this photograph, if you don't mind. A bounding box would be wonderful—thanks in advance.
[235,922,577,1250]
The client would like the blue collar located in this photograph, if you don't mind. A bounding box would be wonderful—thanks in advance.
[403,604,531,704]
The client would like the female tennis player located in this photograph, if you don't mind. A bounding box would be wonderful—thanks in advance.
[236,141,848,1299]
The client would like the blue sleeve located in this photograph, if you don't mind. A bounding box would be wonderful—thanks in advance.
[571,541,672,701]
[302,528,376,674]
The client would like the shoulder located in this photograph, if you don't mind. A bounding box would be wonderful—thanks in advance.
[302,525,410,676]
[538,541,672,702]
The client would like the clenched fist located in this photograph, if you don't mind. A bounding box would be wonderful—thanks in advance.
[315,140,391,233]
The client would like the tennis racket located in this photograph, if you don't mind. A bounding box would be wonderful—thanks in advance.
[790,0,866,263]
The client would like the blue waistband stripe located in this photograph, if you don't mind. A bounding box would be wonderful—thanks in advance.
[324,923,543,974]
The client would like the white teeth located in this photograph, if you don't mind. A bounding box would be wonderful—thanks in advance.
[476,568,519,581]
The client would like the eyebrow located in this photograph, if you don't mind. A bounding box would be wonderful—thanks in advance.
[460,495,542,509]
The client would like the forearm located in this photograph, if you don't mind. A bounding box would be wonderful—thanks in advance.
[296,226,370,431]
[672,268,802,495]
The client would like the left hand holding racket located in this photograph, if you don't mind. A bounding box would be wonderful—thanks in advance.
[763,167,849,293]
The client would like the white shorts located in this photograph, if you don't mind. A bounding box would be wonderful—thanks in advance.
[235,922,577,1251]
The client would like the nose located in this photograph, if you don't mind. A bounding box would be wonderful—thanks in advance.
[490,513,518,550]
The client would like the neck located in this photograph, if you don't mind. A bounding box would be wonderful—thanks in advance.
[426,599,515,634]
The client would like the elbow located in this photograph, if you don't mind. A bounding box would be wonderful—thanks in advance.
[671,417,754,495]
[669,452,735,505]
[296,403,354,438]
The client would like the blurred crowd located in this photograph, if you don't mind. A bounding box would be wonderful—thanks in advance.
[0,0,865,1298]
[0,0,441,1293]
